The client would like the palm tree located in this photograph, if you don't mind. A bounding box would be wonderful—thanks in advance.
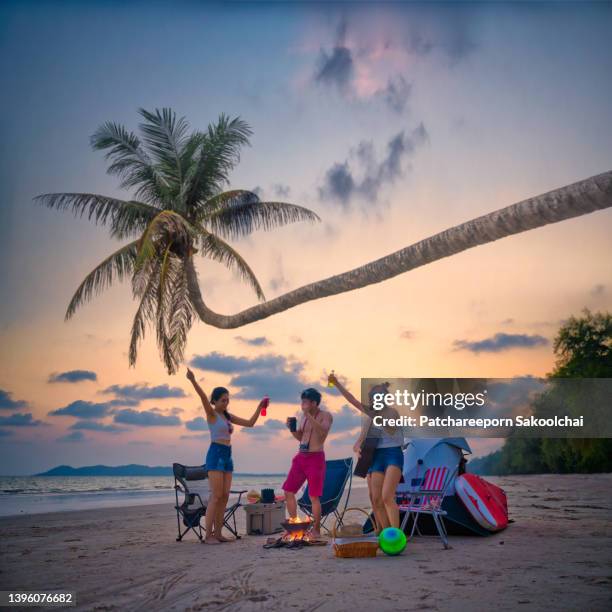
[36,108,320,373]
[37,108,612,373]
[186,168,612,329]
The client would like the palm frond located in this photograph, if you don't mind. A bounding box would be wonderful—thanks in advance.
[129,252,194,374]
[138,108,189,194]
[90,121,170,205]
[129,259,161,367]
[184,115,252,212]
[202,193,321,240]
[35,193,160,239]
[135,210,197,271]
[196,227,265,300]
[65,240,139,319]
[165,262,194,372]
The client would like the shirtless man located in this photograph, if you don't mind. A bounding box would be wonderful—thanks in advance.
[282,388,333,538]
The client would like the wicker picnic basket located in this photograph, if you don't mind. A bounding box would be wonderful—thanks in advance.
[332,507,379,558]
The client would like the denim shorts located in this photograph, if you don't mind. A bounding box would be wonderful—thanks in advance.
[368,446,404,474]
[205,442,234,472]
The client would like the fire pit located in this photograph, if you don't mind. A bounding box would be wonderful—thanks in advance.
[281,517,312,539]
[263,517,326,549]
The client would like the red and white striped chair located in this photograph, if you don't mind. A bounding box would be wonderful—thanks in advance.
[398,466,455,549]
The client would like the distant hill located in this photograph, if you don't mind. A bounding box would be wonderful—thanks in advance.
[36,464,173,476]
[467,452,503,476]
[35,464,285,477]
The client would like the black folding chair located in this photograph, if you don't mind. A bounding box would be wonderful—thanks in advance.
[173,463,247,541]
[297,457,353,534]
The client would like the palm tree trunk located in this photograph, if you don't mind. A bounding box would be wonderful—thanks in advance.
[187,170,612,329]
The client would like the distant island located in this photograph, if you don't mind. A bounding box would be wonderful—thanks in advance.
[35,464,285,477]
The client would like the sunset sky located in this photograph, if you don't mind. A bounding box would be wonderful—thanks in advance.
[1,1,611,475]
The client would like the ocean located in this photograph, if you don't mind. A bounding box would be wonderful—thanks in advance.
[0,474,294,517]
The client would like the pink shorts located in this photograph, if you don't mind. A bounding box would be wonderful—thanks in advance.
[282,451,326,498]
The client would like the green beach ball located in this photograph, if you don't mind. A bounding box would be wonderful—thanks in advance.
[379,527,407,556]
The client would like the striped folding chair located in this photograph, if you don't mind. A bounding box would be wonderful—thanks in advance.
[398,466,456,549]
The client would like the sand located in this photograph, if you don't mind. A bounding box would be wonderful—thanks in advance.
[1,474,611,611]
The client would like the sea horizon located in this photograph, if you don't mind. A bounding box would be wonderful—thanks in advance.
[0,474,367,518]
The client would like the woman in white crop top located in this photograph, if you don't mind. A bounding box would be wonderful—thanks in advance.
[328,373,405,532]
[186,368,266,543]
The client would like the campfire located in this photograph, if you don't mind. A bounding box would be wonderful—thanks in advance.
[263,516,326,550]
[281,517,312,542]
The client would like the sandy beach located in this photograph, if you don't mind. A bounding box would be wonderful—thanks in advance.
[1,474,610,611]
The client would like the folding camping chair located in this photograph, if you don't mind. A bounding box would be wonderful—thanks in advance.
[398,466,457,549]
[298,457,353,534]
[173,463,247,542]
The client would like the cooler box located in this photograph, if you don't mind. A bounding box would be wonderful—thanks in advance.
[244,502,285,535]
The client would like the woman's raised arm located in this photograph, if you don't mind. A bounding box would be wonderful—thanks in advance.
[328,372,369,415]
[228,399,266,427]
[186,368,216,421]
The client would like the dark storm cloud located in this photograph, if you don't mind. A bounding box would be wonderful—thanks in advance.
[453,333,549,354]
[48,370,97,383]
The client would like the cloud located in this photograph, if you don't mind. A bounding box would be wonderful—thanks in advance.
[269,255,290,293]
[102,384,186,400]
[329,405,363,432]
[0,389,28,411]
[486,377,546,416]
[113,408,182,427]
[49,399,137,419]
[272,183,291,198]
[231,371,313,403]
[242,418,287,438]
[329,430,361,446]
[185,416,207,431]
[48,370,97,384]
[0,429,13,438]
[0,412,44,427]
[191,351,327,404]
[69,421,125,433]
[381,75,412,113]
[57,431,86,443]
[314,20,354,91]
[0,413,44,427]
[235,336,271,347]
[190,352,288,374]
[308,11,477,109]
[180,433,210,440]
[318,124,428,207]
[453,333,549,354]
